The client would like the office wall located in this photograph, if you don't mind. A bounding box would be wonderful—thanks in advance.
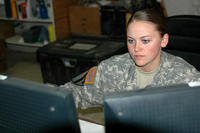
[163,0,200,16]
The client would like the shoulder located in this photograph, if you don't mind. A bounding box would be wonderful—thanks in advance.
[161,51,200,79]
[153,51,200,86]
[100,53,132,67]
[161,51,197,70]
[95,53,134,80]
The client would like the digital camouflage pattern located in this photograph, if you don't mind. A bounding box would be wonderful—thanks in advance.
[63,51,200,108]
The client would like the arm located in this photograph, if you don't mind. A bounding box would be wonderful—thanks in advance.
[61,66,103,109]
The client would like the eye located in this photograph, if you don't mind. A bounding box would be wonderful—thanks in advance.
[142,39,151,44]
[127,39,136,45]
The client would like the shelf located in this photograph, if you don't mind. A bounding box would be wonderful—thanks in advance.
[0,17,53,23]
[5,35,45,52]
[1,0,75,47]
[6,35,45,47]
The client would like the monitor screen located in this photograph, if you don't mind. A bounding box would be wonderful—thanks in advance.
[0,76,80,133]
[104,83,200,133]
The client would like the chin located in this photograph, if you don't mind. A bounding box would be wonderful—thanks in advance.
[134,59,145,66]
[135,62,146,67]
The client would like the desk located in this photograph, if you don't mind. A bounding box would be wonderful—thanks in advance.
[78,107,105,133]
[78,107,104,125]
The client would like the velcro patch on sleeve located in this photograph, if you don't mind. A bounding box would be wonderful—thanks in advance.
[84,66,97,85]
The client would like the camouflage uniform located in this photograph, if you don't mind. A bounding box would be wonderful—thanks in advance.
[63,51,200,108]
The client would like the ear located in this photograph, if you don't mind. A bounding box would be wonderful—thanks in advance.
[161,33,169,48]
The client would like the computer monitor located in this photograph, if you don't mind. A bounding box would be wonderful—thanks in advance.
[0,76,81,133]
[104,83,200,133]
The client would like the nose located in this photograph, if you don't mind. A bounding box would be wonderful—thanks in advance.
[134,43,141,52]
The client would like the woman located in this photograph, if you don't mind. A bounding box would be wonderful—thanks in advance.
[63,8,200,108]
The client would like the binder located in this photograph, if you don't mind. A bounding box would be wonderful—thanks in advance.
[4,0,12,18]
[15,0,24,19]
[48,24,55,42]
[10,0,17,19]
[0,3,6,18]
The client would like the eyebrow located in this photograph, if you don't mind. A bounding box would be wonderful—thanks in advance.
[127,36,134,39]
[127,35,152,39]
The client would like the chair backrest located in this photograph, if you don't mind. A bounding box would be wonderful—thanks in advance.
[164,15,200,71]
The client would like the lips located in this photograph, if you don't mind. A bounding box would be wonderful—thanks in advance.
[134,55,145,59]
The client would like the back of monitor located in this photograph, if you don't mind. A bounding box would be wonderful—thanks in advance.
[0,77,80,133]
[104,84,200,133]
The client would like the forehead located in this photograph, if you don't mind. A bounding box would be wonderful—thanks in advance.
[127,20,158,34]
